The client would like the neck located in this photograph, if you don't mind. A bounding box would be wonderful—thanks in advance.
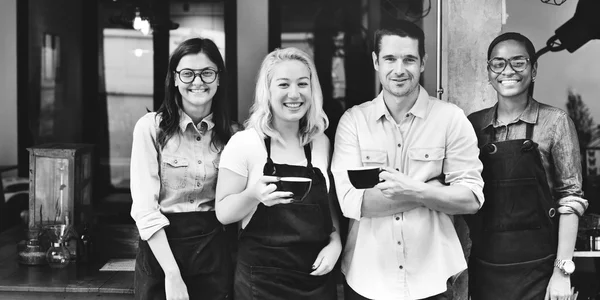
[183,103,212,125]
[496,93,529,123]
[273,119,301,145]
[383,86,420,123]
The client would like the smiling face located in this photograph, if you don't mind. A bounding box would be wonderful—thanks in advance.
[269,60,311,127]
[175,52,219,113]
[373,35,426,101]
[488,39,537,99]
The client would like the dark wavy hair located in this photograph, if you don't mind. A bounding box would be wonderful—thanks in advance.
[373,20,425,60]
[487,32,537,97]
[156,38,233,151]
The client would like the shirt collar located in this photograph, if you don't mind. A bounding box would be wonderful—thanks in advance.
[179,112,215,133]
[374,85,429,121]
[481,98,540,130]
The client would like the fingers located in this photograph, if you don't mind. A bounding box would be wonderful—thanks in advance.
[260,175,281,183]
[310,256,332,276]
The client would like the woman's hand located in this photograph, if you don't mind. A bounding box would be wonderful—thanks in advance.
[310,236,342,276]
[250,176,294,207]
[165,272,189,300]
[544,271,571,300]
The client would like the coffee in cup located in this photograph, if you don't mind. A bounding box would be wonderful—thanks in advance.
[347,166,382,189]
[276,177,312,202]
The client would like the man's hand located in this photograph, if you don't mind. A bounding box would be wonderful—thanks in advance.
[375,167,424,201]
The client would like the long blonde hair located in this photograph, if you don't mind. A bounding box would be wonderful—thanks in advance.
[245,47,329,145]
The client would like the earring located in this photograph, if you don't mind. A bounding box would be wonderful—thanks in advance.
[532,77,536,82]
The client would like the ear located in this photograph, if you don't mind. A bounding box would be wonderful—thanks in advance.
[532,61,538,78]
[420,53,428,73]
[372,51,379,71]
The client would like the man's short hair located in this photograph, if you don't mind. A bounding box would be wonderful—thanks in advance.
[373,20,425,59]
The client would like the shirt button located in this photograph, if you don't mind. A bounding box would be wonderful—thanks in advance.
[197,160,202,164]
[405,114,410,118]
[425,154,429,158]
[196,136,201,141]
[174,159,178,164]
[196,182,201,187]
[399,265,404,269]
[366,156,370,160]
[395,217,400,221]
[189,199,194,203]
[397,241,401,245]
[397,143,401,147]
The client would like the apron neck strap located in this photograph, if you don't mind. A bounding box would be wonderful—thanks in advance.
[263,137,313,169]
[488,122,534,142]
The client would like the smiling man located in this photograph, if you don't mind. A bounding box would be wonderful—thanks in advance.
[331,21,485,300]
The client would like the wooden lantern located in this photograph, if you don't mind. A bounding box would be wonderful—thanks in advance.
[27,143,93,229]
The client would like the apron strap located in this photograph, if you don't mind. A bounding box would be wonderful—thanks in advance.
[263,137,276,175]
[303,143,313,169]
[525,123,534,140]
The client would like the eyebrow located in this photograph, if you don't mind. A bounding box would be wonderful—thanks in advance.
[491,55,528,60]
[274,77,310,81]
[381,54,419,60]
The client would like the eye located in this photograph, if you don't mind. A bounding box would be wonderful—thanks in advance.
[180,70,194,78]
[298,82,309,87]
[384,57,396,63]
[278,82,289,88]
[490,59,505,68]
[511,59,527,68]
[201,70,215,77]
[403,58,417,64]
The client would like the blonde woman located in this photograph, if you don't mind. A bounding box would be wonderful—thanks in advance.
[216,47,341,299]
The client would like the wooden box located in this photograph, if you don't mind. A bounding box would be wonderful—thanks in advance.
[27,144,93,228]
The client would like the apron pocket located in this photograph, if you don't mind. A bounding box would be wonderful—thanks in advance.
[169,226,224,277]
[470,254,554,300]
[250,266,334,300]
[136,227,225,277]
[265,203,328,244]
[484,178,543,232]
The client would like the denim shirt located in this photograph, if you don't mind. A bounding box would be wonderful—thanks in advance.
[468,99,588,216]
[130,112,221,241]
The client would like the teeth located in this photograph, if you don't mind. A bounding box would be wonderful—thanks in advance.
[189,89,207,93]
[284,102,302,108]
[500,80,519,86]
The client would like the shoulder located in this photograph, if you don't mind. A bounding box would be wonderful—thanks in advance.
[467,106,495,130]
[537,101,569,120]
[133,112,160,135]
[429,98,466,115]
[311,134,330,151]
[226,128,263,149]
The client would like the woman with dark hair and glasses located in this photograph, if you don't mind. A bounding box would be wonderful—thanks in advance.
[467,32,587,300]
[130,37,237,300]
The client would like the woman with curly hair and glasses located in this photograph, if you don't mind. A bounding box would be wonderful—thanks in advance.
[467,32,588,300]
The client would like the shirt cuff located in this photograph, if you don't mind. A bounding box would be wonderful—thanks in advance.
[557,195,588,217]
[450,181,485,209]
[135,210,171,241]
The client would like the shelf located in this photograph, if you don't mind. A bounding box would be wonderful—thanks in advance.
[574,251,600,257]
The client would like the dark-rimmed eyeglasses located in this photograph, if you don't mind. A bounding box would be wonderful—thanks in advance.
[175,68,219,84]
[487,56,530,74]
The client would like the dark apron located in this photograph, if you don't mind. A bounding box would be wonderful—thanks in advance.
[467,123,558,300]
[135,211,233,300]
[234,137,336,300]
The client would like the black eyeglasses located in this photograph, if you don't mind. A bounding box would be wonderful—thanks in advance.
[175,68,219,84]
[487,56,530,74]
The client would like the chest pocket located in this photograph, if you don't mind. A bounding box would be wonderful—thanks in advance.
[161,155,189,190]
[408,147,444,178]
[361,150,387,167]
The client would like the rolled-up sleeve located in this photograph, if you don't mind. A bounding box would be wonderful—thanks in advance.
[331,111,365,220]
[552,114,588,216]
[130,114,170,240]
[444,110,485,208]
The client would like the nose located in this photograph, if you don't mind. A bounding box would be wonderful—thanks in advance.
[288,85,300,99]
[192,73,204,84]
[393,61,405,75]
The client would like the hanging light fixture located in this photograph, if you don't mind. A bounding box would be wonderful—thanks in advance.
[109,2,179,35]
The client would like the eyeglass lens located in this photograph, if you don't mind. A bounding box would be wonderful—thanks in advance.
[488,57,529,74]
[178,68,217,84]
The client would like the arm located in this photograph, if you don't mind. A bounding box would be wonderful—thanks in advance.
[368,109,484,216]
[331,112,423,220]
[215,133,293,225]
[129,114,187,298]
[310,136,342,276]
[547,114,588,298]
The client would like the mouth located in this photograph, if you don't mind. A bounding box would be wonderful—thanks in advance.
[283,102,304,109]
[391,77,409,84]
[188,87,209,94]
[498,79,521,87]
